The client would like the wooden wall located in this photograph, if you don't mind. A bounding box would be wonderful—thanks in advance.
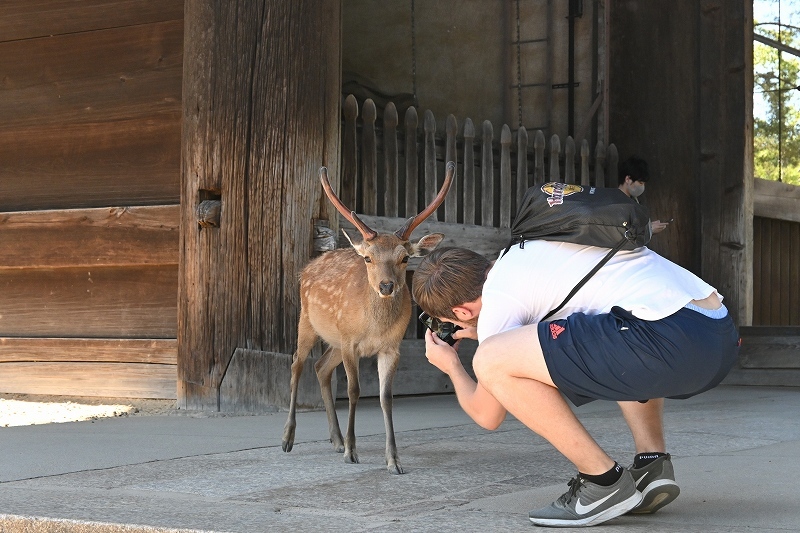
[0,1,184,398]
[608,0,752,327]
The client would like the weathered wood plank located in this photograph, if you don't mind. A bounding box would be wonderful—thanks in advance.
[0,117,180,211]
[481,120,494,226]
[219,348,328,412]
[0,265,177,337]
[384,103,399,218]
[0,338,176,364]
[0,21,183,128]
[564,136,576,184]
[499,125,512,228]
[179,0,341,410]
[0,0,184,42]
[404,107,420,219]
[424,110,438,221]
[445,115,459,223]
[754,178,800,223]
[516,126,529,214]
[739,327,800,369]
[341,95,359,212]
[361,99,378,215]
[463,119,477,225]
[0,362,176,399]
[0,205,179,269]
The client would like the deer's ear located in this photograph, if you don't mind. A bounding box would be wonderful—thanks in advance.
[410,233,445,257]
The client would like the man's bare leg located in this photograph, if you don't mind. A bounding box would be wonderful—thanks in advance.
[472,324,615,475]
[618,399,666,454]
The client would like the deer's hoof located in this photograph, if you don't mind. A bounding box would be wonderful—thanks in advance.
[344,451,359,464]
[281,440,294,453]
[330,438,345,453]
[387,462,405,475]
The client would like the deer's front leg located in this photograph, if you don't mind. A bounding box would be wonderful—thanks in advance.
[341,353,360,464]
[378,350,403,474]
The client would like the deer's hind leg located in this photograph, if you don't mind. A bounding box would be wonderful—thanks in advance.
[281,309,317,453]
[315,345,344,452]
[378,348,404,474]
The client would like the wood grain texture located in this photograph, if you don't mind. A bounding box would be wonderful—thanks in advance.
[179,0,342,409]
[754,178,800,223]
[0,362,176,399]
[0,19,182,211]
[0,0,183,42]
[739,327,800,369]
[0,266,177,338]
[0,338,176,364]
[0,205,179,269]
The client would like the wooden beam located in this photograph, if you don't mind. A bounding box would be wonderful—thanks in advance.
[179,0,342,410]
[739,327,800,369]
[0,338,176,365]
[0,205,179,269]
[0,362,176,399]
[0,118,180,212]
[0,0,183,42]
[754,178,800,223]
[0,265,177,338]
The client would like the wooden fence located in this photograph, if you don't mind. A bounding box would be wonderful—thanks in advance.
[338,94,619,231]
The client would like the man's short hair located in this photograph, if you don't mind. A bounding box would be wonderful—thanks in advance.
[412,247,490,320]
[618,156,650,185]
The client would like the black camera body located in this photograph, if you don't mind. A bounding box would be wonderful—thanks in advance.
[418,312,463,346]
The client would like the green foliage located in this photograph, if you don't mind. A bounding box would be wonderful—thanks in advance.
[754,24,800,185]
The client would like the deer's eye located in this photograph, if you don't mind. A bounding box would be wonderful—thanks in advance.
[364,256,372,263]
[401,256,409,264]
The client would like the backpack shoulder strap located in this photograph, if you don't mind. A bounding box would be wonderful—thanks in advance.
[540,238,627,321]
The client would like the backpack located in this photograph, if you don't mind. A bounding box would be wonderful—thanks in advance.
[502,182,652,320]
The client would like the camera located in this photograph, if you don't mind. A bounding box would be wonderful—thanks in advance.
[418,312,463,346]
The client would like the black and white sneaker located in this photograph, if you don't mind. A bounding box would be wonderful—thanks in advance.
[628,453,680,514]
[529,469,642,527]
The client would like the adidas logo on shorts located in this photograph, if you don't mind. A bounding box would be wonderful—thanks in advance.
[550,323,566,339]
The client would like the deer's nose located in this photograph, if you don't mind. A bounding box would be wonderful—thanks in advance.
[379,281,395,295]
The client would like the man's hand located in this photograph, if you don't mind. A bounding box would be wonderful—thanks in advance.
[424,328,463,375]
[453,326,478,341]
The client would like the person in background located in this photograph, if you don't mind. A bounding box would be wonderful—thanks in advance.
[617,156,669,234]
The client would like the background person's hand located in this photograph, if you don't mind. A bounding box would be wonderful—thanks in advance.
[650,219,670,234]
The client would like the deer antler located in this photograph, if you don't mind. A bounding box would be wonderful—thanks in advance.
[395,161,455,240]
[319,167,378,241]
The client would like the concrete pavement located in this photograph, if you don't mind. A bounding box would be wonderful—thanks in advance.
[1,385,799,532]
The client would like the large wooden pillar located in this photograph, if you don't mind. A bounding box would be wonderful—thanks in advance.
[178,0,342,410]
[608,0,752,326]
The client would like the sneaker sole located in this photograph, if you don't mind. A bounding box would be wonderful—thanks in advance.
[529,491,643,527]
[629,480,680,514]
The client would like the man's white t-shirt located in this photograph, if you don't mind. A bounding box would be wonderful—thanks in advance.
[476,241,720,343]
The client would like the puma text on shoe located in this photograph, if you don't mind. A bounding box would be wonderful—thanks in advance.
[628,453,680,514]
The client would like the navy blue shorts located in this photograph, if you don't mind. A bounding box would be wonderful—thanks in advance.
[538,306,740,406]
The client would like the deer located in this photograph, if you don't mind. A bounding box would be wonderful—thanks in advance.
[281,162,455,475]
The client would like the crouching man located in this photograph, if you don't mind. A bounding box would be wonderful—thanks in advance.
[411,243,739,527]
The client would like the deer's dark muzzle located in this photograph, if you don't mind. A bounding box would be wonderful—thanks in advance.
[379,281,395,296]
